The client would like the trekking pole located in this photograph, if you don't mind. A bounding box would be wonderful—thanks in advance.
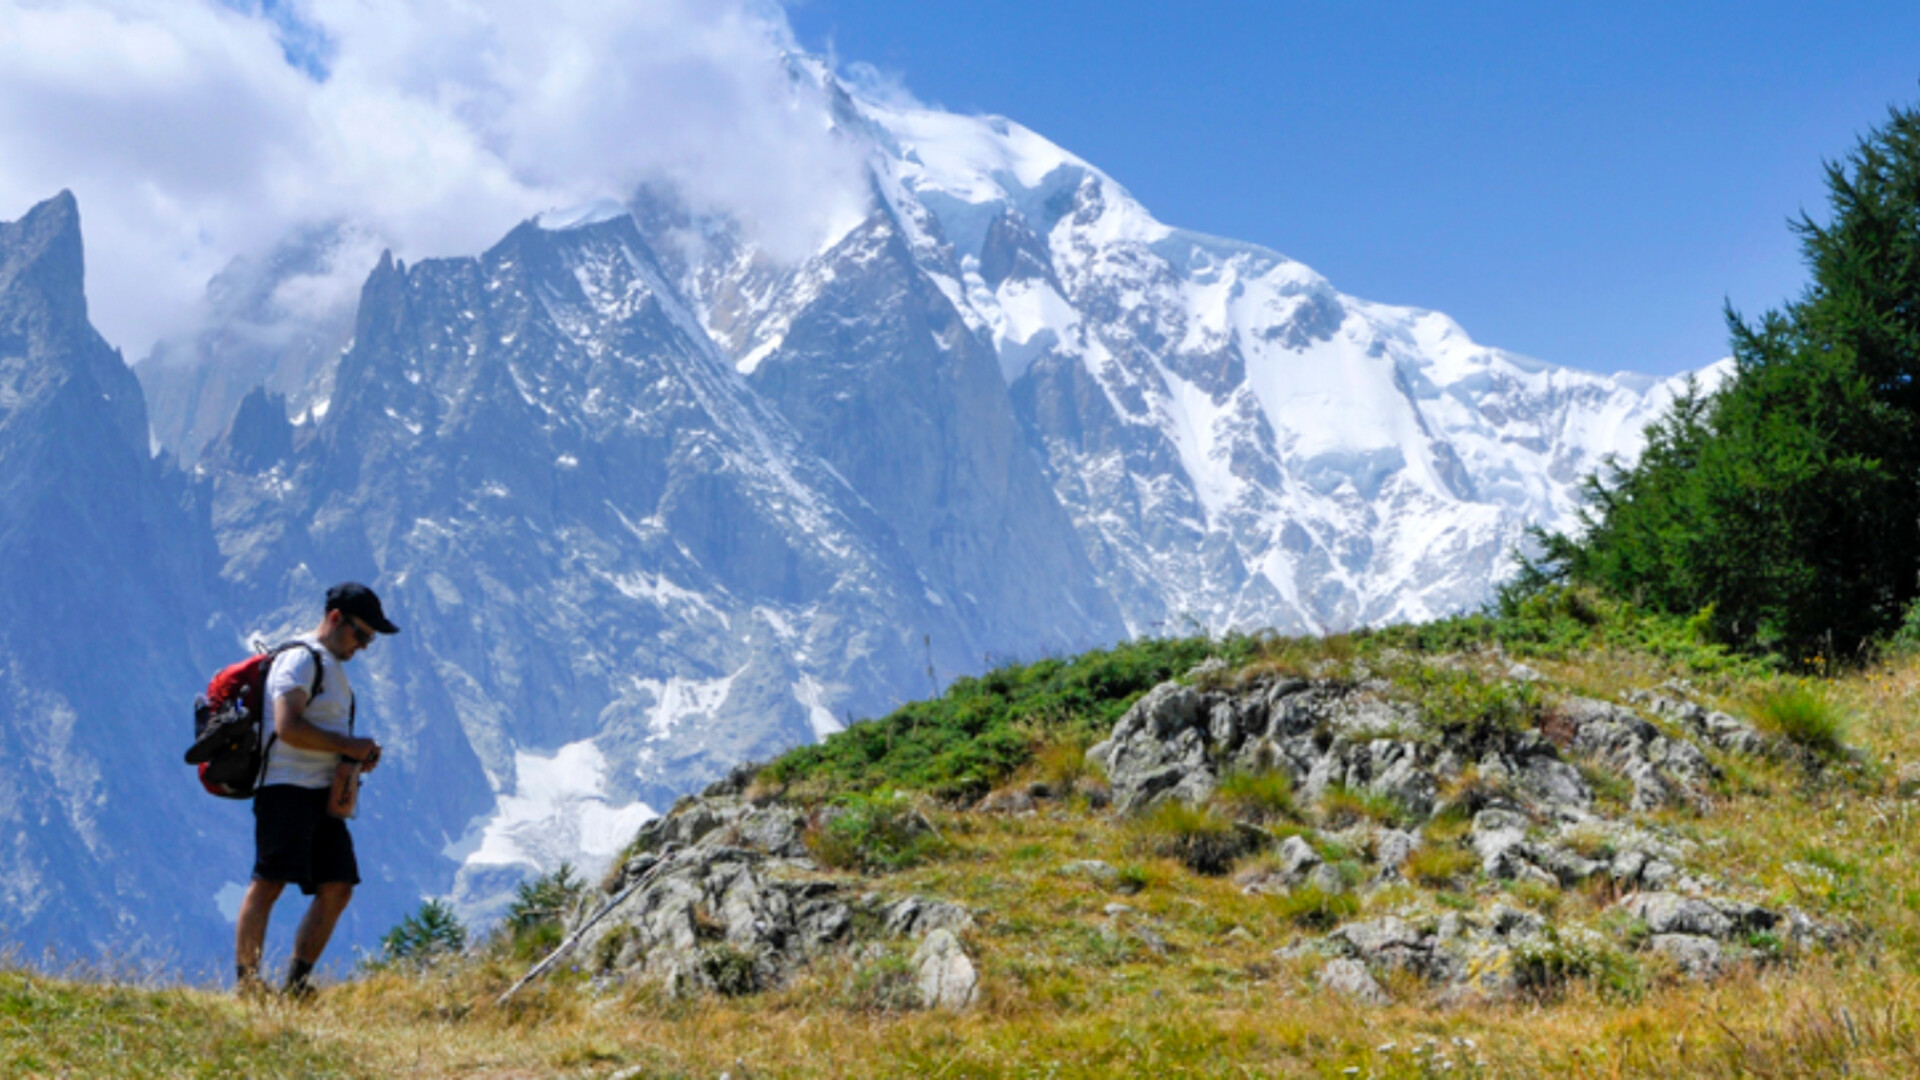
[494,845,680,1007]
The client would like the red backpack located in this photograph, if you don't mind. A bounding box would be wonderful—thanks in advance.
[185,642,324,798]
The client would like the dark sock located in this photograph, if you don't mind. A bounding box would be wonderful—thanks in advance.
[284,957,315,993]
[236,963,259,985]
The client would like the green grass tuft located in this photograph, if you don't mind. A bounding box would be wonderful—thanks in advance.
[1404,844,1480,888]
[1268,886,1360,930]
[1128,800,1262,876]
[1211,767,1298,824]
[1752,681,1850,758]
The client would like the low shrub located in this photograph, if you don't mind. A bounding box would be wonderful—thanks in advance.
[762,635,1260,802]
[1408,664,1541,754]
[700,944,760,997]
[1512,925,1645,1003]
[378,899,467,967]
[835,947,918,1013]
[806,793,947,873]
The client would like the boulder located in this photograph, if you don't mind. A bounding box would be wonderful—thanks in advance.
[1649,933,1723,979]
[1620,893,1734,938]
[1276,835,1322,883]
[1318,958,1389,1005]
[1373,829,1419,875]
[1332,917,1431,975]
[913,929,979,1010]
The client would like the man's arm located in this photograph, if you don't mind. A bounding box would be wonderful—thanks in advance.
[273,689,381,771]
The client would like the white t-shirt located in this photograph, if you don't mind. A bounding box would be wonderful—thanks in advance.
[261,635,355,790]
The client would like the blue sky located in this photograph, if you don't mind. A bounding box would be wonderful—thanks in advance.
[791,2,1920,376]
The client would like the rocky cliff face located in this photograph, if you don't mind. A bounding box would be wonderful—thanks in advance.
[0,193,233,959]
[199,212,1077,928]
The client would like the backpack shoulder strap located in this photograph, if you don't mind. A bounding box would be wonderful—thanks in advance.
[275,641,352,734]
[270,641,326,700]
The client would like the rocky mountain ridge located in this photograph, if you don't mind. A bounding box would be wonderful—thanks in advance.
[5,64,1715,962]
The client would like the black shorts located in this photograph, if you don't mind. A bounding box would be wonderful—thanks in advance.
[252,784,360,895]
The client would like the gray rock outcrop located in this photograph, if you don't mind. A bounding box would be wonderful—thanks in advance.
[1091,669,1841,998]
[563,793,976,1005]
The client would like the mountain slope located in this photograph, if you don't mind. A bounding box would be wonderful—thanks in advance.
[0,192,233,958]
[204,213,996,925]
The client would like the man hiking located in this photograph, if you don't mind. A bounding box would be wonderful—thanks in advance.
[234,582,397,996]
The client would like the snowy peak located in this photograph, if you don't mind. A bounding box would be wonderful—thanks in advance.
[787,76,1710,634]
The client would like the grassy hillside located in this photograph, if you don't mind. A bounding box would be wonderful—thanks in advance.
[12,593,1920,1078]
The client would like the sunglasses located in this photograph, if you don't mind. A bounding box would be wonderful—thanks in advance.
[348,618,375,646]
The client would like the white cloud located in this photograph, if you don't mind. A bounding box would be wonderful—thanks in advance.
[0,0,868,356]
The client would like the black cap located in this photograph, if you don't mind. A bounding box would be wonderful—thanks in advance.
[326,582,400,634]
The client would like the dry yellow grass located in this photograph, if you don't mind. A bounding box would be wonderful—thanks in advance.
[15,652,1920,1077]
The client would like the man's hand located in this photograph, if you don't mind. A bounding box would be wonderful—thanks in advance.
[351,738,383,773]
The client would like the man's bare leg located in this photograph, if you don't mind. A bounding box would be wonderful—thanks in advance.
[285,882,353,994]
[234,879,286,990]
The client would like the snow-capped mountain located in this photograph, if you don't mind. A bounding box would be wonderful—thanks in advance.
[649,66,1712,636]
[0,64,1716,963]
[198,210,1124,929]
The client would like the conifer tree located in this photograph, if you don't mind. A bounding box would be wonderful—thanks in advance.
[1548,97,1920,656]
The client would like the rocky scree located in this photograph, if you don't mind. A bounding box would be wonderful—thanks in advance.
[1089,668,1843,1003]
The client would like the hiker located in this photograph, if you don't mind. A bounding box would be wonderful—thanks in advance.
[233,582,397,996]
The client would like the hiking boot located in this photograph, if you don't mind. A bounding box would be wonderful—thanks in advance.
[282,974,317,1001]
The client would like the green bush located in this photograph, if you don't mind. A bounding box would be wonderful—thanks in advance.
[1892,597,1920,655]
[503,863,584,960]
[806,793,947,873]
[700,944,760,997]
[835,947,918,1013]
[379,898,467,966]
[1405,665,1539,754]
[1512,925,1643,1002]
